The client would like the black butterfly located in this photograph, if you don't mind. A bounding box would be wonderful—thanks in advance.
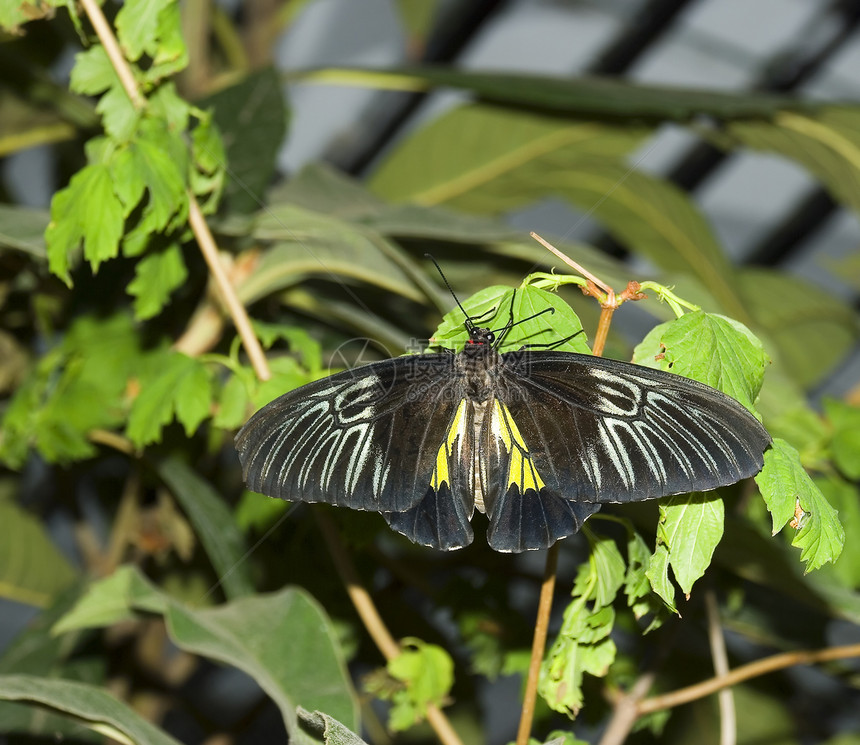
[235,293,771,553]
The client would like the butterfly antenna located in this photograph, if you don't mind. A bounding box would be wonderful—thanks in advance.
[425,254,475,332]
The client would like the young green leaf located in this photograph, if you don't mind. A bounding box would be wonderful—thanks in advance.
[69,46,116,96]
[46,164,125,283]
[115,0,174,61]
[539,534,622,717]
[585,532,626,607]
[633,310,768,413]
[383,638,454,730]
[658,492,725,597]
[126,352,214,446]
[645,544,677,614]
[431,284,592,354]
[755,438,845,571]
[126,243,188,320]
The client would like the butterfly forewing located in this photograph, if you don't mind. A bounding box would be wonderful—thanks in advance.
[236,356,461,514]
[496,352,771,504]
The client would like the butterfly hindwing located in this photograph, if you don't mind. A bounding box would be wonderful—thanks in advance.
[383,398,477,550]
[482,399,602,552]
[495,351,771,504]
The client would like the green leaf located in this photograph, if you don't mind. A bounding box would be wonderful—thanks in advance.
[115,0,174,61]
[69,46,116,96]
[370,103,646,209]
[658,492,724,596]
[200,67,287,213]
[144,2,188,82]
[540,532,623,718]
[624,530,664,629]
[0,674,183,745]
[823,399,860,480]
[755,438,816,535]
[115,121,188,231]
[126,243,188,320]
[585,532,625,607]
[0,499,78,607]
[719,108,860,214]
[814,477,860,589]
[52,566,165,636]
[56,566,357,740]
[633,310,768,413]
[270,162,386,219]
[385,638,453,730]
[0,314,142,467]
[46,163,125,283]
[645,544,677,614]
[297,708,369,745]
[756,438,845,571]
[239,204,428,305]
[738,268,858,389]
[97,84,141,142]
[0,203,49,258]
[0,586,105,739]
[154,458,255,601]
[126,351,213,446]
[213,373,250,430]
[431,284,592,354]
[343,67,816,121]
[190,111,226,212]
[234,490,288,533]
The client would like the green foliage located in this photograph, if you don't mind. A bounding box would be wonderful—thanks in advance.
[0,497,78,607]
[540,530,623,716]
[53,565,359,739]
[756,438,845,571]
[823,398,860,480]
[0,674,184,745]
[366,638,454,731]
[430,284,592,354]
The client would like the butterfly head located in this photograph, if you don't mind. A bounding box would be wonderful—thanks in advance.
[466,323,495,347]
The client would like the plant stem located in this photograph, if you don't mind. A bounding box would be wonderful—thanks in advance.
[78,0,271,383]
[187,197,271,380]
[705,590,735,745]
[315,508,464,745]
[597,671,656,745]
[515,544,558,745]
[638,643,860,715]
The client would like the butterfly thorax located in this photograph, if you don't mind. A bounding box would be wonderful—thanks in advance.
[456,330,501,403]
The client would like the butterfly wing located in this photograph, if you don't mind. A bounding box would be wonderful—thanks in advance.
[383,399,477,550]
[495,351,771,505]
[235,355,466,515]
[477,395,601,552]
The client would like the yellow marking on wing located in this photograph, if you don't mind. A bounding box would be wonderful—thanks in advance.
[430,399,468,490]
[493,401,546,493]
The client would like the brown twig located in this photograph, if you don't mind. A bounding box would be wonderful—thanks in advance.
[78,0,270,383]
[515,544,558,745]
[705,590,735,745]
[638,643,860,715]
[314,509,464,745]
[597,671,657,745]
